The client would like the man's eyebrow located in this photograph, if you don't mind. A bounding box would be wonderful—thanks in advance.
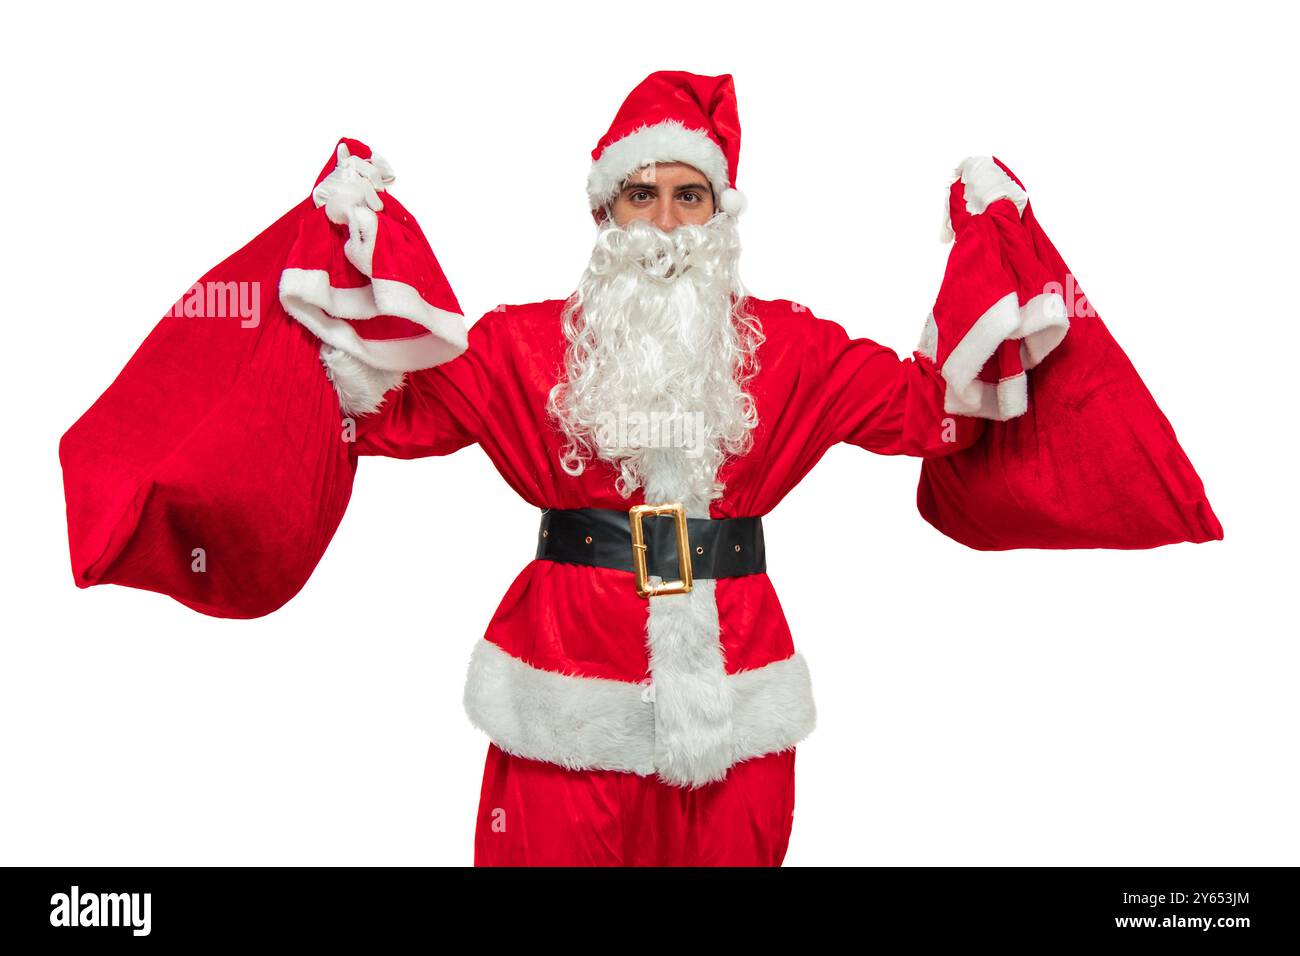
[619,180,712,193]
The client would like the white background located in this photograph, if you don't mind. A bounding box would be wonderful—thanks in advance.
[3,0,1295,866]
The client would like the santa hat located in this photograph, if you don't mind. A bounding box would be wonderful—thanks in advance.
[587,71,747,216]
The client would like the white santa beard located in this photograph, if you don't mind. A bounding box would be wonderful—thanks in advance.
[549,213,761,507]
[548,214,763,787]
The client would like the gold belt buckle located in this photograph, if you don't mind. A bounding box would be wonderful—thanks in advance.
[628,502,693,598]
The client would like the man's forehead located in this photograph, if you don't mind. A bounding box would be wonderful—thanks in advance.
[624,162,707,186]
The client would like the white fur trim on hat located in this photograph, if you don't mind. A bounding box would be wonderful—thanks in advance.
[587,119,733,212]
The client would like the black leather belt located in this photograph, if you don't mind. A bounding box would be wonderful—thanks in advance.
[536,505,765,598]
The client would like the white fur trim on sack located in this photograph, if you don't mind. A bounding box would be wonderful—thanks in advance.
[587,120,736,215]
[461,638,817,783]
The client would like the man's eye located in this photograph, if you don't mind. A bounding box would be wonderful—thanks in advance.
[679,192,700,203]
[629,190,653,202]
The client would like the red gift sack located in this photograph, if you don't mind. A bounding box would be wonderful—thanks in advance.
[916,157,1222,550]
[59,139,466,617]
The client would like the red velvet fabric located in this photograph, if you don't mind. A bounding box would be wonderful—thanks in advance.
[917,160,1223,549]
[352,297,982,681]
[62,282,972,641]
[473,743,796,866]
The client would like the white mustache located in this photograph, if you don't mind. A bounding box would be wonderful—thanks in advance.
[588,215,741,283]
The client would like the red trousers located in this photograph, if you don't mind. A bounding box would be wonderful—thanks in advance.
[473,743,797,866]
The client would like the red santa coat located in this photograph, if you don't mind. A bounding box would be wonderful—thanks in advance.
[349,295,983,788]
[61,139,987,791]
[56,135,984,795]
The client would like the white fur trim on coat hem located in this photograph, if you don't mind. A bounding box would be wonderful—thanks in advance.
[461,638,817,787]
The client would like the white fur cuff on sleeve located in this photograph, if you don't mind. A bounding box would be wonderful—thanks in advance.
[319,344,406,417]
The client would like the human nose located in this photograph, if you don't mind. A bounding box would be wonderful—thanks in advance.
[652,196,681,232]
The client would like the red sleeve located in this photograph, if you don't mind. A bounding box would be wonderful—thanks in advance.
[813,315,986,458]
[349,311,497,460]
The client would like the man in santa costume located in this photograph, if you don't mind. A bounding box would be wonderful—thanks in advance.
[320,70,1033,866]
[62,71,1085,866]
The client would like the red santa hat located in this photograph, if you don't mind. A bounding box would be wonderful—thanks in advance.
[587,70,747,216]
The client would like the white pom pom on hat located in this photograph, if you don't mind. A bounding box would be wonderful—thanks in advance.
[719,187,747,217]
